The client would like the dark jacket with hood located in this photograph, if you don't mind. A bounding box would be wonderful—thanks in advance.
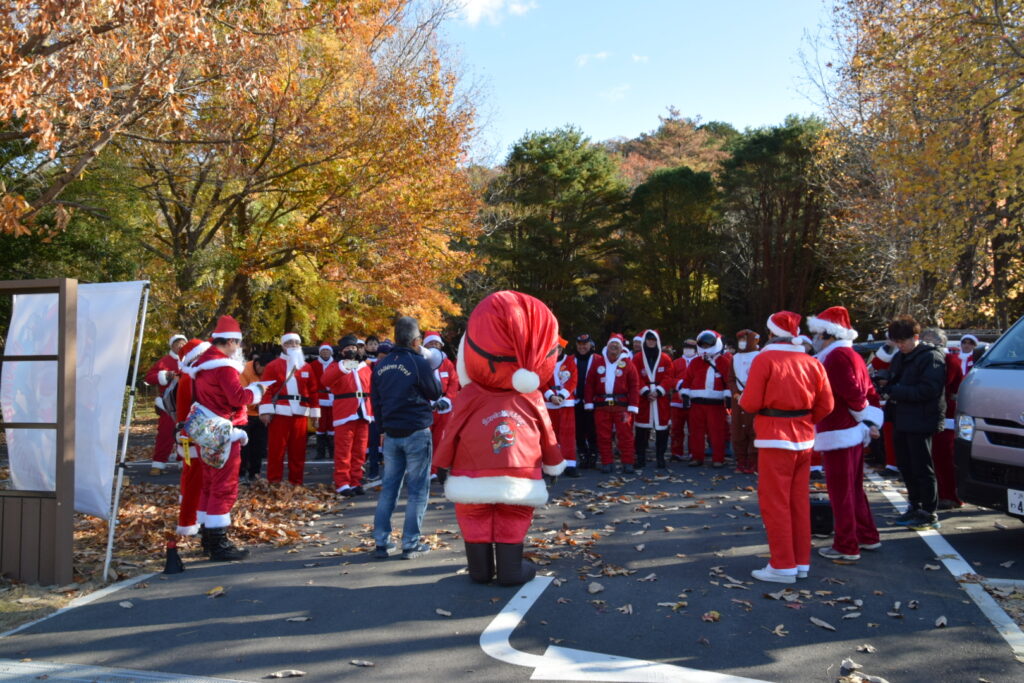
[371,346,442,436]
[884,342,946,433]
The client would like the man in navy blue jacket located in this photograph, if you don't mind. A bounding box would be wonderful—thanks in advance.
[370,316,443,559]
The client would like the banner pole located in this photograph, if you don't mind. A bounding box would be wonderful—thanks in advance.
[102,282,151,583]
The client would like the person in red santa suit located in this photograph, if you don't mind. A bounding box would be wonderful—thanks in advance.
[310,342,336,461]
[321,334,374,497]
[583,334,640,474]
[868,342,902,477]
[260,333,320,486]
[958,334,979,376]
[189,316,268,560]
[728,329,761,474]
[543,337,580,478]
[669,339,698,462]
[423,331,460,482]
[173,338,210,544]
[632,329,674,470]
[681,330,733,468]
[434,290,565,585]
[919,327,964,510]
[144,333,188,476]
[740,311,833,583]
[807,306,883,561]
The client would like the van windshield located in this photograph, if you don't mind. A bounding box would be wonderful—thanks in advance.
[978,317,1024,367]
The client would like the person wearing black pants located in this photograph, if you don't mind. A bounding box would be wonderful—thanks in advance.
[572,334,599,468]
[239,352,273,481]
[880,315,946,530]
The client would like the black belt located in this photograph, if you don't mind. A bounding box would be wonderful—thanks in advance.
[597,393,627,407]
[318,389,331,395]
[691,398,725,406]
[759,408,811,417]
[278,394,306,401]
[334,392,367,399]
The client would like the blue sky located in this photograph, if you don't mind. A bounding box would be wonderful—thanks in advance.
[441,0,836,163]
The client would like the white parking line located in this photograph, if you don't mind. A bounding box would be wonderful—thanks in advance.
[0,658,243,682]
[866,471,1024,660]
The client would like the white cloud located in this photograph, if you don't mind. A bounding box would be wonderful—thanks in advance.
[599,83,631,102]
[461,0,537,26]
[575,51,610,67]
[631,54,649,63]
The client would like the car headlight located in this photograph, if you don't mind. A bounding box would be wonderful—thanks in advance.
[957,414,975,441]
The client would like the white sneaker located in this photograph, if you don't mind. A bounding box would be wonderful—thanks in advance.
[859,542,882,551]
[797,569,809,579]
[819,546,861,561]
[751,565,797,584]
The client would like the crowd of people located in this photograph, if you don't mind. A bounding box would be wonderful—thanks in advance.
[143,299,976,584]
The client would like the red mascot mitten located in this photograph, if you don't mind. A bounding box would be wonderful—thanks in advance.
[434,291,565,585]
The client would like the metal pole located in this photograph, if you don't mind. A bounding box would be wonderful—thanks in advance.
[102,282,150,583]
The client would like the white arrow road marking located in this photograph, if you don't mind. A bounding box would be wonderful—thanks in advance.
[867,471,1024,660]
[481,576,767,682]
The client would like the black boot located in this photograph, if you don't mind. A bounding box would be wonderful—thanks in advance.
[315,433,328,461]
[199,525,211,555]
[464,542,495,583]
[495,543,536,586]
[207,527,249,562]
[655,430,669,469]
[634,427,650,469]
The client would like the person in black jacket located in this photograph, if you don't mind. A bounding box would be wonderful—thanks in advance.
[370,316,443,560]
[879,315,947,530]
[572,334,599,468]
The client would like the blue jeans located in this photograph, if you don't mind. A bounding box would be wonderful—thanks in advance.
[373,428,432,550]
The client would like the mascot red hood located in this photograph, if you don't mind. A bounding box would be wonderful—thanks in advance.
[435,290,565,586]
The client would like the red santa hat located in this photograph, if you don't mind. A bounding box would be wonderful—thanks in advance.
[280,332,301,345]
[807,306,858,341]
[212,315,242,340]
[179,338,211,368]
[632,334,644,344]
[767,311,803,345]
[462,290,558,394]
[960,334,979,346]
[318,341,333,353]
[422,331,444,347]
[606,333,626,349]
[169,334,187,348]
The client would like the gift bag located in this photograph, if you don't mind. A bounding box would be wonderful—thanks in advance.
[183,403,233,469]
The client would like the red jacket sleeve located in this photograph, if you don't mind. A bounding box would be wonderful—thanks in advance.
[810,364,835,424]
[583,362,598,407]
[625,363,640,411]
[259,360,285,408]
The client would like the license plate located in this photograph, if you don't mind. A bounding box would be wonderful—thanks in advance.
[1009,488,1024,516]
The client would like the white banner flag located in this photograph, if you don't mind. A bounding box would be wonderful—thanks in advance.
[2,281,146,518]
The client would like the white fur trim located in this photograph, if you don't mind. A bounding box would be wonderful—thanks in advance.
[754,438,816,451]
[762,343,806,354]
[155,396,165,412]
[182,341,211,367]
[169,334,187,347]
[696,329,723,356]
[186,356,244,378]
[807,315,858,341]
[205,513,231,529]
[150,460,166,471]
[259,404,275,415]
[874,345,896,363]
[319,344,333,352]
[564,460,577,467]
[850,404,884,426]
[281,332,301,345]
[766,316,798,341]
[814,424,867,451]
[230,428,248,446]
[214,331,242,340]
[688,388,728,399]
[627,405,639,414]
[176,524,200,536]
[244,383,265,404]
[960,334,979,346]
[197,511,207,525]
[456,335,471,387]
[512,368,540,393]
[584,403,594,410]
[158,370,172,386]
[423,333,443,347]
[444,475,549,507]
[543,460,567,476]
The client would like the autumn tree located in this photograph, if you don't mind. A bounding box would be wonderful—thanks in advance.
[475,127,629,335]
[821,0,1024,328]
[0,1,356,235]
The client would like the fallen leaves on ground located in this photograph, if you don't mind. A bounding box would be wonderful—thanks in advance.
[349,660,374,667]
[266,670,306,678]
[810,616,836,631]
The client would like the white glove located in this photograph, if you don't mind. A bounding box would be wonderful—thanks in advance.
[245,382,266,403]
[435,397,453,414]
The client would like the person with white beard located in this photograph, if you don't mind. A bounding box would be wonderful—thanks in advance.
[259,333,321,486]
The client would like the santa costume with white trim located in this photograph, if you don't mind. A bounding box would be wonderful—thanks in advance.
[542,337,579,475]
[189,315,267,561]
[144,334,187,473]
[680,330,733,467]
[669,339,698,460]
[728,329,761,474]
[173,338,210,538]
[423,331,460,478]
[321,334,374,496]
[740,311,833,583]
[310,343,336,461]
[807,306,882,559]
[433,290,565,586]
[583,333,641,470]
[632,329,674,469]
[260,333,320,485]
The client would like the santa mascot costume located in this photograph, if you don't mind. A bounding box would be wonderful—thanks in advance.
[434,291,565,586]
